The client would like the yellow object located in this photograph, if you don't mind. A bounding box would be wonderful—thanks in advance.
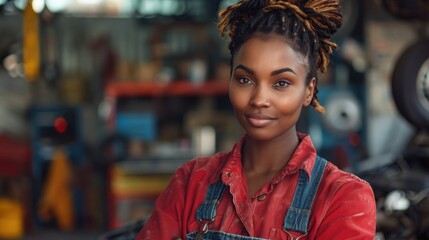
[23,0,40,81]
[38,148,75,230]
[0,198,24,238]
[111,166,171,196]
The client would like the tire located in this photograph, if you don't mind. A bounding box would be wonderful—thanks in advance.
[392,39,429,130]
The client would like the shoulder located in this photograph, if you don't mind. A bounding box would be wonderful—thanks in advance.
[319,159,375,206]
[312,159,376,236]
[322,160,372,191]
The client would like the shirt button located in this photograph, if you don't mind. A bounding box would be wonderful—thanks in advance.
[226,173,231,177]
[257,194,267,201]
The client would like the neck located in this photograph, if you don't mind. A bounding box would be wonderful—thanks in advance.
[242,130,299,175]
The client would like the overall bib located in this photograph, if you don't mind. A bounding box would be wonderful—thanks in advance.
[186,156,327,240]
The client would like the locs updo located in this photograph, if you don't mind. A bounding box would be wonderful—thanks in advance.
[218,0,343,114]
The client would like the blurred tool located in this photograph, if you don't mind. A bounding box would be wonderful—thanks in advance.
[23,0,40,81]
[38,148,75,231]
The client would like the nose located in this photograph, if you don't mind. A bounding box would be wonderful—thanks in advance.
[249,85,270,108]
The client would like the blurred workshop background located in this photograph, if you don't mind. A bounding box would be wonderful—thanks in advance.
[0,0,428,239]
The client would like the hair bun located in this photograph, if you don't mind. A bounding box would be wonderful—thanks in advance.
[266,0,342,38]
[218,0,343,73]
[302,0,342,36]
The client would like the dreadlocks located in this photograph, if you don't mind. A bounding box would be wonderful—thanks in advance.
[218,0,343,114]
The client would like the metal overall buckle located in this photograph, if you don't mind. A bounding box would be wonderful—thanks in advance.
[195,219,213,240]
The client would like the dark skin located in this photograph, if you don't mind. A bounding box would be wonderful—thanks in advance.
[172,33,316,240]
[229,34,315,197]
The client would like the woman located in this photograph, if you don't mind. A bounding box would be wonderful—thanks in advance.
[137,0,376,239]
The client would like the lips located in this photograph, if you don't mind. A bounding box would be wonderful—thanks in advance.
[245,113,276,127]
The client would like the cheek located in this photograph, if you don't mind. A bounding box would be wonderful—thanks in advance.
[229,87,248,111]
[276,93,306,115]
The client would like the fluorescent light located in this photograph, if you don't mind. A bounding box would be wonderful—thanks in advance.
[32,0,45,13]
[46,0,70,12]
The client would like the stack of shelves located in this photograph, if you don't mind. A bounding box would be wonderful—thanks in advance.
[104,80,232,229]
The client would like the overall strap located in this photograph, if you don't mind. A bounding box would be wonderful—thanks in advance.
[283,156,327,233]
[196,181,227,221]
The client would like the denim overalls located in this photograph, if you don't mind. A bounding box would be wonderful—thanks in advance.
[186,156,327,240]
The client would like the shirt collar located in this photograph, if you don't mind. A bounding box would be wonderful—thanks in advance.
[221,133,317,184]
[277,133,316,181]
[220,136,245,184]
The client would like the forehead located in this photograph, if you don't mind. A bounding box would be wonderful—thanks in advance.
[233,33,308,70]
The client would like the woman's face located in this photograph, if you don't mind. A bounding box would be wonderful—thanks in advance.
[229,34,315,141]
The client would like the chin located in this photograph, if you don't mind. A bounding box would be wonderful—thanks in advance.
[244,128,279,142]
[243,125,297,143]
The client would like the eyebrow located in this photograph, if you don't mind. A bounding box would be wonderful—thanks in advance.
[271,67,296,76]
[234,65,254,75]
[234,64,296,76]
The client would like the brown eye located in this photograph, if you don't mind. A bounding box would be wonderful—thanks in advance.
[274,80,289,88]
[237,77,253,85]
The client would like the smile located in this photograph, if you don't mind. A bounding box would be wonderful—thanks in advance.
[245,113,276,127]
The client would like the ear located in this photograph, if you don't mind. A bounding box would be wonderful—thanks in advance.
[303,78,316,107]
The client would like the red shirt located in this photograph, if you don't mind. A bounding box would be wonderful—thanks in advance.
[136,134,376,239]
